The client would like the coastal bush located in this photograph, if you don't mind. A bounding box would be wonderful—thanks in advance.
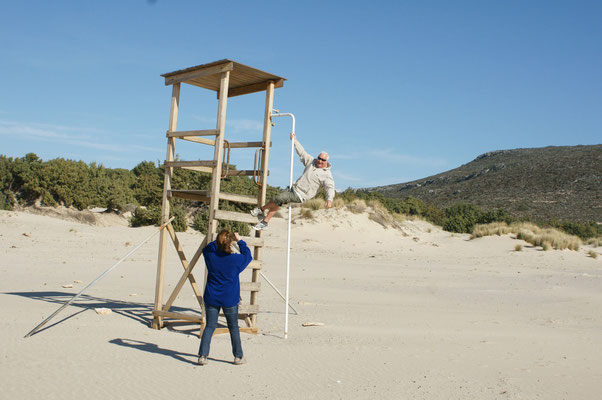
[545,220,602,241]
[589,250,598,259]
[170,205,188,232]
[130,206,161,227]
[2,153,599,241]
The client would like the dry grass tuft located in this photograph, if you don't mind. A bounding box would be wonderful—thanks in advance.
[300,208,314,219]
[333,198,345,209]
[302,198,324,210]
[589,250,598,259]
[367,201,396,228]
[471,222,512,238]
[586,237,602,247]
[514,244,522,251]
[471,222,582,251]
[346,199,367,214]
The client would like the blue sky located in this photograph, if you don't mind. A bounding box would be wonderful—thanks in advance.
[1,1,600,190]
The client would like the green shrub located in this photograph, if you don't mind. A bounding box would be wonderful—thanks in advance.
[170,205,188,232]
[130,206,161,227]
[546,220,602,241]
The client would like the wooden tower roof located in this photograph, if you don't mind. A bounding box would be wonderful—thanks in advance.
[161,59,286,97]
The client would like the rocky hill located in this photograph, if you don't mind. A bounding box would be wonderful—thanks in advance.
[367,145,601,222]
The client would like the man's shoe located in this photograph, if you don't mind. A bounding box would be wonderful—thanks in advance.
[234,357,246,365]
[198,355,208,366]
[252,221,268,231]
[250,207,264,218]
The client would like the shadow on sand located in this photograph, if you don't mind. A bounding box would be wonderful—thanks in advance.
[109,338,202,365]
[6,291,202,337]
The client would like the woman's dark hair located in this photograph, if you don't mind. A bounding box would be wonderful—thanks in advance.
[216,229,236,253]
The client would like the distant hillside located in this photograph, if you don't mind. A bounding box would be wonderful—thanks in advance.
[368,145,602,222]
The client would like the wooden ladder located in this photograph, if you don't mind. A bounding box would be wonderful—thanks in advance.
[151,69,277,335]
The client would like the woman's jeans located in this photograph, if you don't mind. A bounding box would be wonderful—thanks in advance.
[199,303,243,359]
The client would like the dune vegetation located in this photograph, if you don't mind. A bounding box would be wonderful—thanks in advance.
[2,153,600,241]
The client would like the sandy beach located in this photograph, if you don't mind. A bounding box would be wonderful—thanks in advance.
[1,208,601,399]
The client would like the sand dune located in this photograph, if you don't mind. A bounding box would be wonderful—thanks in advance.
[1,208,601,399]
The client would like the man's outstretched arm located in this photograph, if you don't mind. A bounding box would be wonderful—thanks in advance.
[291,133,314,166]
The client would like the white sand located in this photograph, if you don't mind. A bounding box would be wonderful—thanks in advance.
[1,208,601,399]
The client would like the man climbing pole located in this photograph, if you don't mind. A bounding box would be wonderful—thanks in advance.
[251,133,335,230]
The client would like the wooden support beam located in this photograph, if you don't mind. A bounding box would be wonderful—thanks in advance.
[214,209,258,224]
[163,236,208,313]
[223,79,284,98]
[164,160,217,168]
[167,129,218,137]
[166,224,204,308]
[164,62,234,86]
[153,82,180,330]
[179,137,216,146]
[250,80,275,327]
[207,70,230,243]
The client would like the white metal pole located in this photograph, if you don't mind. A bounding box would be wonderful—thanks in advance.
[271,111,295,339]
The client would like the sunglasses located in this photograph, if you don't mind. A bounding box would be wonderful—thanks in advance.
[317,156,327,162]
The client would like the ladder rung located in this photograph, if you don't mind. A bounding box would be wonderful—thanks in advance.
[227,141,266,149]
[164,160,217,169]
[241,282,261,292]
[152,310,202,322]
[167,129,218,137]
[169,190,211,202]
[214,327,258,334]
[237,304,259,314]
[224,170,268,177]
[168,190,259,205]
[239,236,264,247]
[248,260,262,270]
[214,209,258,224]
[218,192,258,204]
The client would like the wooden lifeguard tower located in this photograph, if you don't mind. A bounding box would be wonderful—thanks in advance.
[151,60,286,334]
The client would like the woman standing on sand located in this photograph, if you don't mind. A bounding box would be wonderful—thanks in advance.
[198,229,252,366]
